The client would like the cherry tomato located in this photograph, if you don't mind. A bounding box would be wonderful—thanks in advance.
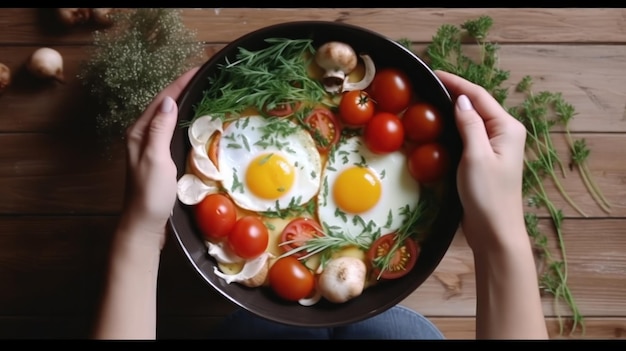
[228,215,269,259]
[368,68,412,114]
[338,90,375,126]
[268,256,315,301]
[367,234,420,280]
[402,102,444,144]
[263,101,301,117]
[279,217,324,258]
[194,193,237,240]
[304,107,341,152]
[363,112,405,154]
[407,142,449,183]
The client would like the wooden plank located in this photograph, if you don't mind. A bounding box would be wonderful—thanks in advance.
[402,219,626,318]
[0,315,621,339]
[0,133,126,214]
[2,8,626,45]
[0,131,620,215]
[1,43,624,133]
[0,216,114,317]
[427,316,626,340]
[0,216,625,337]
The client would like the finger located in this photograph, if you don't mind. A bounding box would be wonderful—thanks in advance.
[454,94,492,157]
[145,95,179,156]
[127,66,200,145]
[435,70,509,125]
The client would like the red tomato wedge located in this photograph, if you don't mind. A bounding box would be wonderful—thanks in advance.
[279,217,324,258]
[304,107,341,153]
[367,234,420,280]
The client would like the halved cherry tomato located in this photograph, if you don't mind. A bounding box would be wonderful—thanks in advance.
[228,215,269,259]
[368,68,413,114]
[279,217,324,258]
[363,112,405,154]
[268,256,315,301]
[263,101,301,117]
[402,102,444,144]
[367,234,420,280]
[304,107,341,152]
[407,142,449,184]
[194,193,237,240]
[338,90,375,126]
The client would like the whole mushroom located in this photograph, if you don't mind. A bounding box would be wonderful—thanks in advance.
[315,41,376,94]
[56,8,91,27]
[0,63,10,94]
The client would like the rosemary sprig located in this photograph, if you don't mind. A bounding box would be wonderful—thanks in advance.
[371,189,438,279]
[190,38,327,122]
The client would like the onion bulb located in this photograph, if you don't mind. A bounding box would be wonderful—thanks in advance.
[0,63,10,94]
[26,47,65,83]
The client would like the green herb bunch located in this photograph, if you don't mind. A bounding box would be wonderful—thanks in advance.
[77,8,205,142]
[410,15,610,336]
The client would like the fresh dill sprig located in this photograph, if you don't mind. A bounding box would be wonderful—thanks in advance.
[426,15,510,104]
[190,38,327,122]
[423,15,591,335]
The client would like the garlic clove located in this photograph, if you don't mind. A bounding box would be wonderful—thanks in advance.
[317,256,367,303]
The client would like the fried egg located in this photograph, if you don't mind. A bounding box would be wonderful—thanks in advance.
[317,136,420,241]
[218,115,322,212]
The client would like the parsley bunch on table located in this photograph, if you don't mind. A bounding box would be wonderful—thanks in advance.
[399,15,611,336]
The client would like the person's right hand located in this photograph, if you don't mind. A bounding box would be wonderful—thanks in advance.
[435,70,528,254]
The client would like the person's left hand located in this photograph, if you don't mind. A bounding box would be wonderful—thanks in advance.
[119,67,199,249]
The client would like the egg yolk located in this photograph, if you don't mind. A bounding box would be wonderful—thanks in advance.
[333,166,381,214]
[246,153,295,200]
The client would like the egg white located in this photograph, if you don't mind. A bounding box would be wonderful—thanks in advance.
[218,115,322,212]
[317,136,420,242]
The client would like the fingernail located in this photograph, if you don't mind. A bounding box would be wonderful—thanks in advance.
[457,95,474,111]
[160,96,175,113]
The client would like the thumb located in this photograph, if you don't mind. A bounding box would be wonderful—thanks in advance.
[147,96,178,153]
[454,94,491,157]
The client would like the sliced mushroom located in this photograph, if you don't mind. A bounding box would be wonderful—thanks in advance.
[176,173,219,205]
[188,115,223,181]
[207,240,245,265]
[342,54,376,92]
[213,252,272,288]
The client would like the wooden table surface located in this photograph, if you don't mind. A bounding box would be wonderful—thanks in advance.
[1,8,625,339]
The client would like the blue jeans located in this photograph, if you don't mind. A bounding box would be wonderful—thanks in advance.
[208,305,444,339]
